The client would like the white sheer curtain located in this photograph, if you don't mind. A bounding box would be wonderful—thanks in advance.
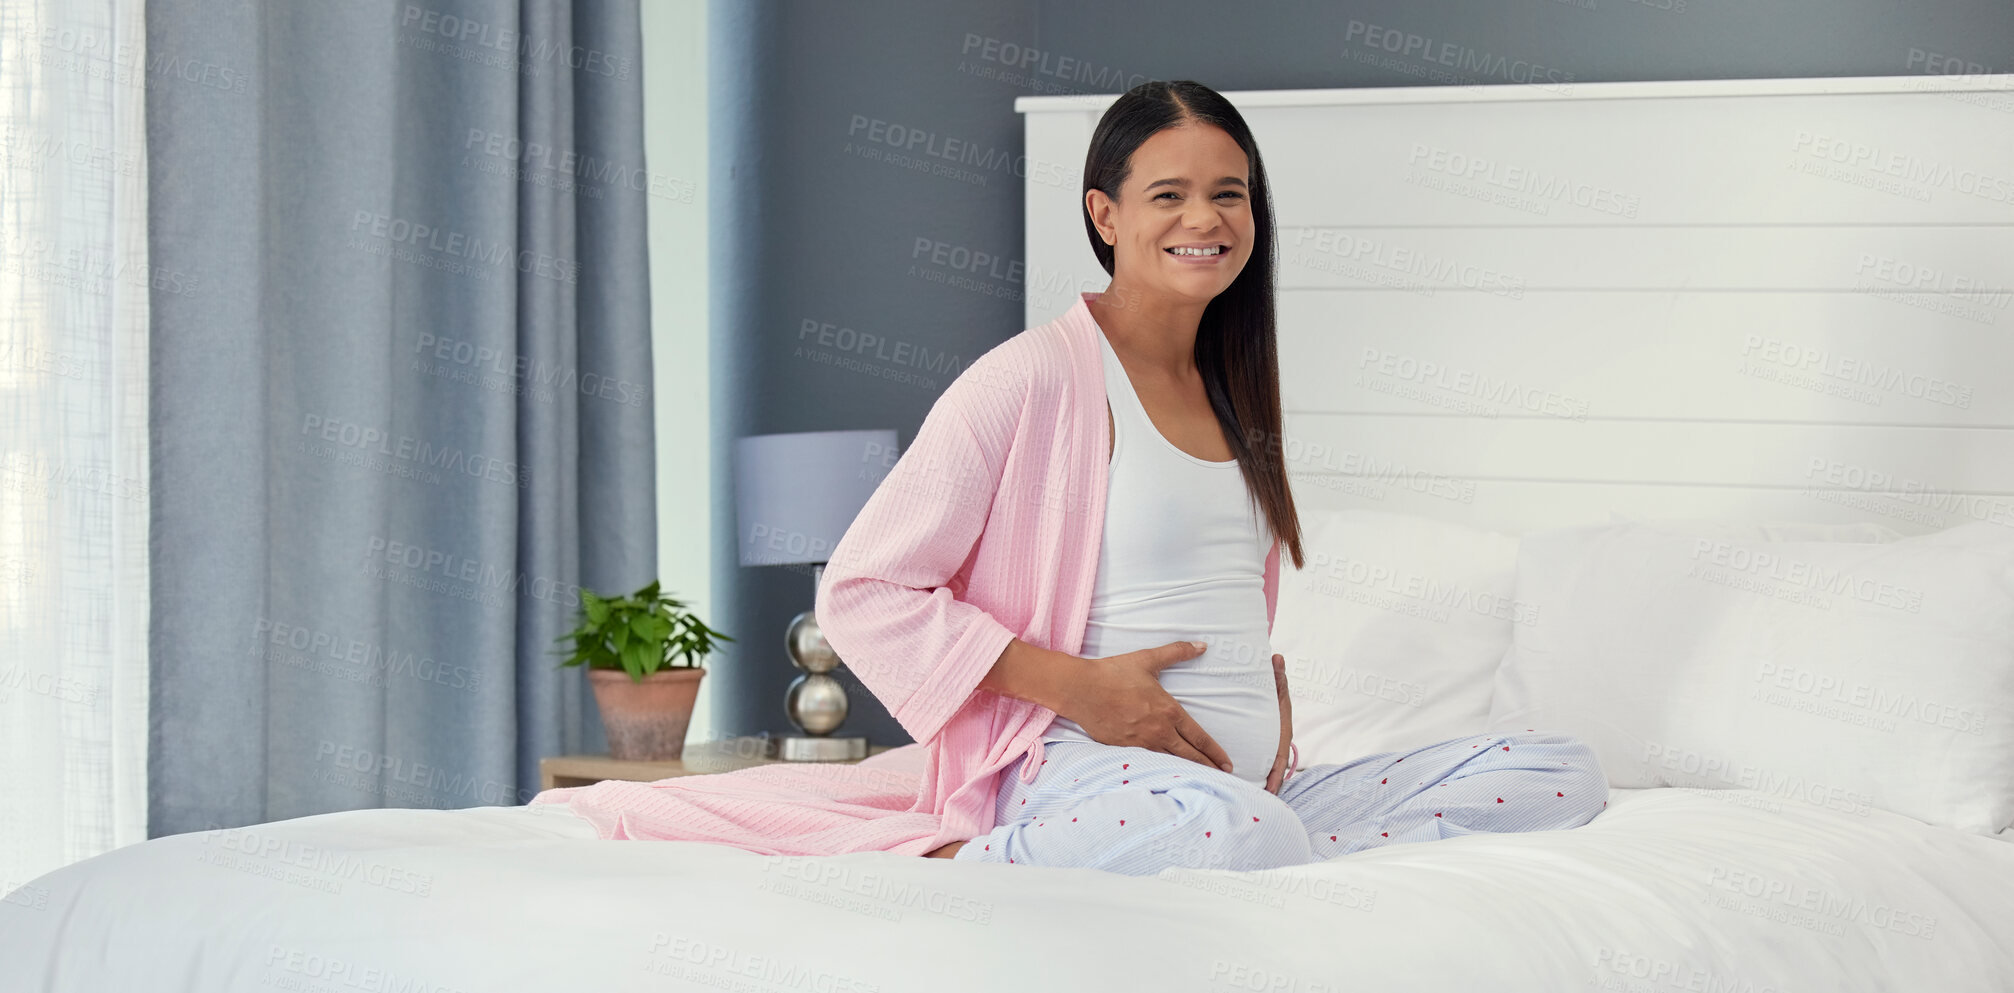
[1,0,150,891]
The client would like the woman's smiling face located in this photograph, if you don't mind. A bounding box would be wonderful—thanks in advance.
[1087,121,1255,306]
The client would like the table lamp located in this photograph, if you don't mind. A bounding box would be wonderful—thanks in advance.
[733,429,899,761]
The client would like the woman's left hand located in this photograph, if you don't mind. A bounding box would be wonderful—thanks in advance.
[1264,653,1293,794]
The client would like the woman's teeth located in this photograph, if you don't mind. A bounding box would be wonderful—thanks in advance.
[1167,246,1223,256]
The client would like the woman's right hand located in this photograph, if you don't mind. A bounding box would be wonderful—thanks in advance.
[1065,640,1234,774]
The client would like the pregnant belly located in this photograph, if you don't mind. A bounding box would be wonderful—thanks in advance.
[1047,608,1280,786]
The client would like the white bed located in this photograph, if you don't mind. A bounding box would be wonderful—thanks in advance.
[6,745,2011,993]
[12,72,2014,991]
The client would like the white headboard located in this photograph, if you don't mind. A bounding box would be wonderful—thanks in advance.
[1017,75,2014,536]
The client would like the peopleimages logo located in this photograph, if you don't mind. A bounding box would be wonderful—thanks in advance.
[1687,539,1925,613]
[361,536,581,609]
[1741,335,1971,408]
[1590,949,1771,993]
[1303,551,1538,624]
[400,3,632,78]
[761,857,995,924]
[1407,143,1636,217]
[1754,661,1985,735]
[1642,741,1873,816]
[300,413,528,488]
[1342,20,1576,88]
[845,114,1071,189]
[1804,457,2014,527]
[1791,130,2014,204]
[205,832,436,898]
[1855,252,2012,302]
[1705,866,1937,939]
[349,211,579,285]
[957,34,1151,93]
[1357,347,1590,419]
[313,740,534,807]
[797,317,965,379]
[251,616,483,692]
[1289,228,1526,298]
[263,947,461,993]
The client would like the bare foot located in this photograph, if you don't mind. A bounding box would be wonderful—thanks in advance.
[924,841,966,859]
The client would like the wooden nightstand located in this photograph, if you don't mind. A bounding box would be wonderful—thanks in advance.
[539,736,896,789]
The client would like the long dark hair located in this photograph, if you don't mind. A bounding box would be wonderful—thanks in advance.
[1081,80,1304,569]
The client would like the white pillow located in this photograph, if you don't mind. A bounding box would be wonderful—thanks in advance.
[1275,509,1525,769]
[1488,519,2014,835]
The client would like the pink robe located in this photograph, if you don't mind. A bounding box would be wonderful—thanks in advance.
[528,291,1282,855]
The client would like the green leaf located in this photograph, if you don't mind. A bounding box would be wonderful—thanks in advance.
[622,640,651,681]
[553,577,735,672]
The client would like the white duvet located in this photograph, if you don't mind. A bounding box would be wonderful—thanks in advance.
[4,786,2011,992]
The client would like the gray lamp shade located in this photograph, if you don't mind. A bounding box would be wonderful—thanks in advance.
[734,429,901,567]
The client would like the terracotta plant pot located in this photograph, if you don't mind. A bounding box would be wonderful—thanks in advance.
[588,666,706,761]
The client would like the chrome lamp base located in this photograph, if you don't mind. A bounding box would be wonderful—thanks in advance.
[768,735,869,762]
[774,563,870,763]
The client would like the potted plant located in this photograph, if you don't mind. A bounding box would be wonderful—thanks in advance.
[556,580,734,761]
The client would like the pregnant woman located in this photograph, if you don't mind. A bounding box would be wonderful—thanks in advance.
[814,79,1606,875]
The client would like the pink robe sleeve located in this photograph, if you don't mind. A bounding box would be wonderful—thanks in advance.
[814,371,1020,746]
[1263,540,1280,634]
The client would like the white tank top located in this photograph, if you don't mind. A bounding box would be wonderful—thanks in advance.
[1042,329,1280,786]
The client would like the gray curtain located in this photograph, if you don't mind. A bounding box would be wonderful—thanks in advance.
[147,0,654,836]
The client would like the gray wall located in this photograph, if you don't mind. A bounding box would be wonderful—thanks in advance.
[706,0,2014,746]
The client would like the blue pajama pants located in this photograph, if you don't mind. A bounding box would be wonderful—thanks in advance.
[952,730,1607,875]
